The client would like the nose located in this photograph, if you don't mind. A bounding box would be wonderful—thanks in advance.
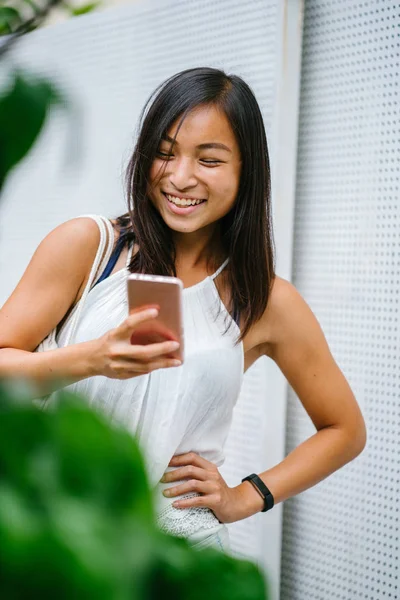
[168,157,197,191]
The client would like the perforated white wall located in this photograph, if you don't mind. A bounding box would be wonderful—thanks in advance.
[0,2,304,598]
[281,1,400,599]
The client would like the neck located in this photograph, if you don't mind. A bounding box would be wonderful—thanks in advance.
[173,223,224,271]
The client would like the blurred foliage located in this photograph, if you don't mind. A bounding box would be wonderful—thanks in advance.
[0,0,80,193]
[0,0,102,36]
[0,71,64,191]
[0,383,268,599]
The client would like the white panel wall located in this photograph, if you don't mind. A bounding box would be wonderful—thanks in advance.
[0,2,303,598]
[281,1,400,599]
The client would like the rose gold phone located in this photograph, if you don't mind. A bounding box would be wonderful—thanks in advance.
[127,274,184,363]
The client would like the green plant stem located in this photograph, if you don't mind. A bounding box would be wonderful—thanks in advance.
[0,0,63,58]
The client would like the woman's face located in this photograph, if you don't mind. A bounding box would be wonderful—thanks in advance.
[148,104,242,235]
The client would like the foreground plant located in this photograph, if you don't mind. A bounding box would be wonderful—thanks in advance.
[0,383,268,599]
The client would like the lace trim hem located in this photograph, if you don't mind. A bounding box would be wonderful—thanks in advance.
[156,492,220,538]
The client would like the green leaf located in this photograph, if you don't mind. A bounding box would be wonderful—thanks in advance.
[69,1,100,15]
[53,394,153,519]
[0,71,64,192]
[148,532,268,600]
[0,6,23,34]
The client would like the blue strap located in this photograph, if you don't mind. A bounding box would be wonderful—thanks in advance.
[93,231,126,287]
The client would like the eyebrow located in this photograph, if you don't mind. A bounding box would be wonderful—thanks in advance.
[161,134,232,153]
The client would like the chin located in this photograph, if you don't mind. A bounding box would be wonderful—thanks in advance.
[164,218,202,234]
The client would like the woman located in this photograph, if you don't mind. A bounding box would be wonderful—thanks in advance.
[0,67,366,554]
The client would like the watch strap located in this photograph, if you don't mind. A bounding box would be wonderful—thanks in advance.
[241,473,274,512]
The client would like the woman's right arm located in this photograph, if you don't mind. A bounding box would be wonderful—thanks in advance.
[0,217,180,397]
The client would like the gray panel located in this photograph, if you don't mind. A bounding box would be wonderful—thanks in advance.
[281,1,400,599]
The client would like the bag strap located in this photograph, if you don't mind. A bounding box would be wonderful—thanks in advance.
[125,239,134,268]
[63,214,115,347]
[92,217,118,287]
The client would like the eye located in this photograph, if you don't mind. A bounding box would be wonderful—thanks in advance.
[200,159,222,165]
[157,151,173,160]
[156,151,222,166]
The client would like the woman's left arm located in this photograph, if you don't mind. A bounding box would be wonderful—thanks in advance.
[160,277,367,523]
[237,276,367,517]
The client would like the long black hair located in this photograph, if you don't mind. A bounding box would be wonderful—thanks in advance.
[116,67,275,344]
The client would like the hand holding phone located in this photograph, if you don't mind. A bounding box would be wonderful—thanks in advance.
[91,307,182,380]
[127,273,184,363]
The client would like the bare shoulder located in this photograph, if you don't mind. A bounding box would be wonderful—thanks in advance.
[254,275,324,359]
[59,215,111,241]
[0,216,111,351]
[269,275,310,327]
[31,216,105,291]
[47,216,102,253]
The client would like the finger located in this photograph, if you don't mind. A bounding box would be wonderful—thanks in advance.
[146,358,182,372]
[129,303,160,316]
[169,452,216,471]
[117,308,159,338]
[161,465,208,483]
[172,495,214,509]
[120,357,181,376]
[163,480,215,499]
[125,339,180,362]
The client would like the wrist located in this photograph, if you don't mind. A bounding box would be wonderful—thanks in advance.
[81,339,102,378]
[235,480,265,518]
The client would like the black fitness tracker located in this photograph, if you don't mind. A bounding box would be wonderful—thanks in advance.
[241,473,275,513]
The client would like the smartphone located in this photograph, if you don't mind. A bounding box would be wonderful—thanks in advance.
[127,273,184,363]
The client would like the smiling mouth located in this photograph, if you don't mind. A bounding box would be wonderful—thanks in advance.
[163,192,207,207]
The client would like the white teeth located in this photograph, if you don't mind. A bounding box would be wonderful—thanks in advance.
[166,194,205,207]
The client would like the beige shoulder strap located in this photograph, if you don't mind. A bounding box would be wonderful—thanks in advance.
[63,214,115,346]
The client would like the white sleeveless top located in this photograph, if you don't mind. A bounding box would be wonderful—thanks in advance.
[56,224,244,538]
